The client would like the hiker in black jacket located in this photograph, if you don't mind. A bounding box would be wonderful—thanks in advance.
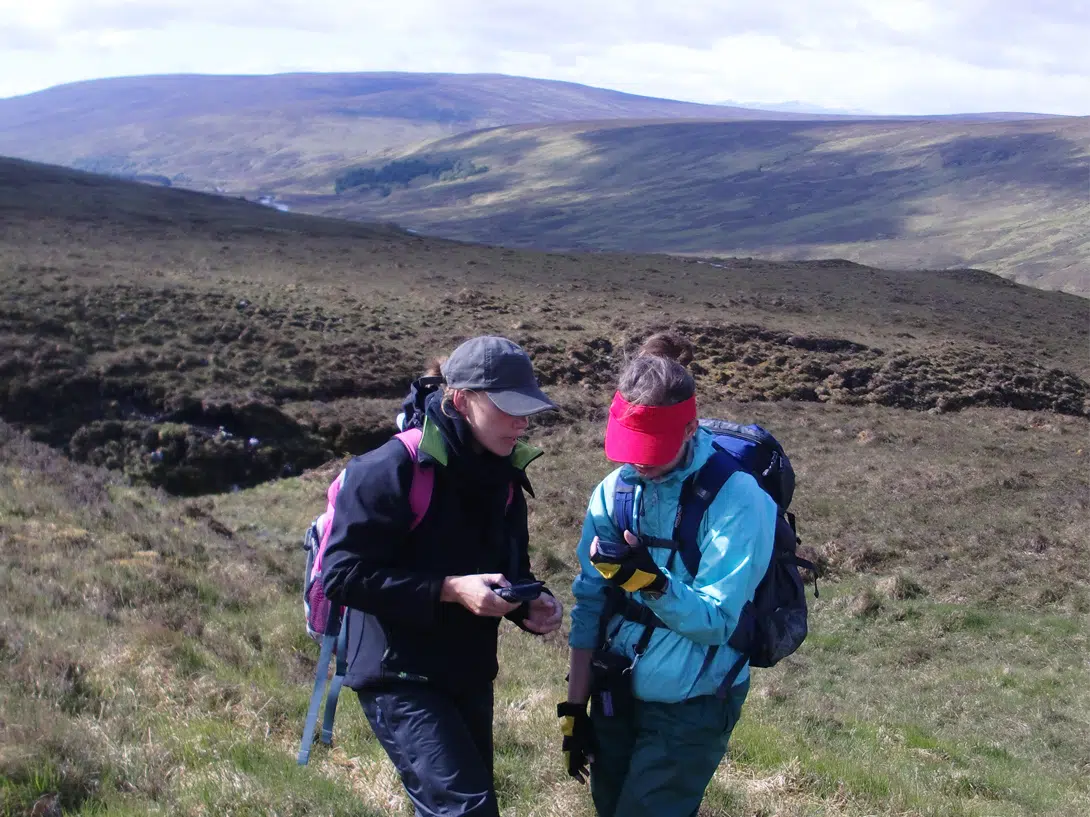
[323,336,563,817]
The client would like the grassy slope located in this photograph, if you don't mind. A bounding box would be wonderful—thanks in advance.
[0,73,829,196]
[1,159,1089,815]
[307,117,1090,293]
[2,403,1088,817]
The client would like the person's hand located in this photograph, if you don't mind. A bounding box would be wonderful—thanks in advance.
[521,592,563,634]
[441,574,521,617]
[589,531,667,594]
[557,701,596,783]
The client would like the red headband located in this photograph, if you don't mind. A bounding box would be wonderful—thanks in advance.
[604,391,697,466]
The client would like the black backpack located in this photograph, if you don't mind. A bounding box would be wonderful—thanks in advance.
[611,419,817,696]
[396,375,444,431]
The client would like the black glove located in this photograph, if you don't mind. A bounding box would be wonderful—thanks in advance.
[557,701,596,784]
[590,537,667,594]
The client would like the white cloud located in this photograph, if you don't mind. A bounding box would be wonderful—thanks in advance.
[0,0,1087,114]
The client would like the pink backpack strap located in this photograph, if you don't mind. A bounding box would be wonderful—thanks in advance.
[313,469,348,576]
[395,428,433,530]
[396,427,517,528]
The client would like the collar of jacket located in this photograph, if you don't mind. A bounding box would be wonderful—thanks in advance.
[620,427,716,487]
[416,415,543,493]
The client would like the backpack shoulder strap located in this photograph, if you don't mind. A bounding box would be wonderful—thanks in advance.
[677,449,743,686]
[312,469,348,579]
[612,475,637,538]
[395,428,433,530]
[396,428,515,528]
[674,449,741,578]
[610,451,740,579]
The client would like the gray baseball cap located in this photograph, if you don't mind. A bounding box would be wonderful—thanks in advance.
[442,336,558,417]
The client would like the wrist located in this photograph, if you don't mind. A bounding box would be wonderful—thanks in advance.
[557,701,588,717]
[642,576,669,600]
[440,576,462,603]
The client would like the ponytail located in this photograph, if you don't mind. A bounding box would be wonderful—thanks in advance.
[618,332,696,407]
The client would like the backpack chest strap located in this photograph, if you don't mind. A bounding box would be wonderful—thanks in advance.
[613,592,666,629]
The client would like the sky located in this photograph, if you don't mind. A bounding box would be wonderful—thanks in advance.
[1,0,1088,115]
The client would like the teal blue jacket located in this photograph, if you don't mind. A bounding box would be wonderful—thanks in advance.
[569,428,776,702]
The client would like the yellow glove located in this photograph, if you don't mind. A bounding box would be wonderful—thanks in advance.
[590,536,667,593]
[557,701,596,784]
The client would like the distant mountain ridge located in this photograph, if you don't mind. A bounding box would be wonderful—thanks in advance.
[0,71,1062,196]
[0,72,848,194]
[716,99,1062,120]
[0,71,1085,293]
[718,99,879,116]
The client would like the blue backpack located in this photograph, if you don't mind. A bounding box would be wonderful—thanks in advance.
[611,419,817,696]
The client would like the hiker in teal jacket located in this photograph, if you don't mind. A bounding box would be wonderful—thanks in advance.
[558,333,776,817]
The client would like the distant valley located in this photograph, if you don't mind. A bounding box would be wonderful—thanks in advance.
[308,116,1090,293]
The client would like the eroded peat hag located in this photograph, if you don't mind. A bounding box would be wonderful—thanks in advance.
[0,279,414,493]
[3,266,1085,495]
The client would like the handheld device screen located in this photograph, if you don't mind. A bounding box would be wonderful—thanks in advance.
[493,580,545,603]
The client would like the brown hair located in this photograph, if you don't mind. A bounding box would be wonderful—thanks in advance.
[440,389,467,418]
[638,332,693,365]
[424,357,446,378]
[429,358,466,418]
[618,332,696,407]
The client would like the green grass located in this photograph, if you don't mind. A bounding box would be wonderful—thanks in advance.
[726,581,1089,816]
[8,394,1087,816]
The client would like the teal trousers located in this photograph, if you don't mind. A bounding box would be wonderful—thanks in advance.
[589,681,749,817]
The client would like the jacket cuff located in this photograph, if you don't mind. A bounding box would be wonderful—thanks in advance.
[568,627,599,650]
[426,575,446,625]
[505,601,531,626]
[639,568,680,614]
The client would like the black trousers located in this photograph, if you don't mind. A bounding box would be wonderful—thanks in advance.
[358,681,498,817]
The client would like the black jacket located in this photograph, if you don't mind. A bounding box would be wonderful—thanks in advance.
[322,400,544,692]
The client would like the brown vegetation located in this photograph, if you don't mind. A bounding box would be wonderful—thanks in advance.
[2,157,1086,494]
[1,159,1087,815]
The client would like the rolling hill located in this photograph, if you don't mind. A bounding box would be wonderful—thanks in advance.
[2,153,1087,492]
[303,116,1090,293]
[0,71,1065,198]
[0,72,848,196]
